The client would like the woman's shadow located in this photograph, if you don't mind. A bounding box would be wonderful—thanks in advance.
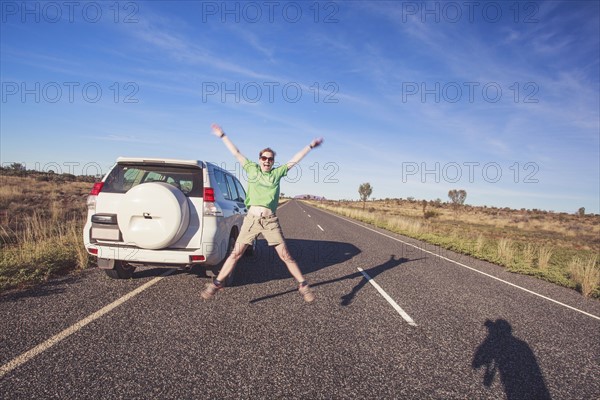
[472,318,551,400]
[337,254,410,306]
[236,238,362,285]
[249,252,415,305]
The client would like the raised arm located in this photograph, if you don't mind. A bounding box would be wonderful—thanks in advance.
[211,123,247,165]
[286,137,324,169]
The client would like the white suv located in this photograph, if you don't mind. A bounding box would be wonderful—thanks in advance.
[83,157,251,281]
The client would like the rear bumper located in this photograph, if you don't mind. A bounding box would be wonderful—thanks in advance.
[86,243,222,267]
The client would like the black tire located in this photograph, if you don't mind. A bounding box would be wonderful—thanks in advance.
[104,260,136,279]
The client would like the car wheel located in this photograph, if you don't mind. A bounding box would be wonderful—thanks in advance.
[104,260,136,279]
[117,182,190,250]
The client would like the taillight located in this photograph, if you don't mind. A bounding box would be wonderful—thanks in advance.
[87,182,104,211]
[203,187,215,202]
[89,182,104,195]
[203,187,222,216]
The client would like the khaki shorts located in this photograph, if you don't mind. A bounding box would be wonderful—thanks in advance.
[237,214,285,246]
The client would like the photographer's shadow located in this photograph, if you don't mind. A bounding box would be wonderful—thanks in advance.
[472,318,551,400]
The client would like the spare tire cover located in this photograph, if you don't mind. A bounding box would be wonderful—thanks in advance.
[117,182,190,250]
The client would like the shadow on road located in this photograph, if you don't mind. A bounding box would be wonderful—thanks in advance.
[0,275,77,302]
[249,250,419,305]
[237,238,361,286]
[472,318,551,400]
[337,255,410,306]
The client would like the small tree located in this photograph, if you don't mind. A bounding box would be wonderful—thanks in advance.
[448,189,467,215]
[358,183,373,209]
[422,199,438,219]
[577,207,585,217]
[8,162,26,176]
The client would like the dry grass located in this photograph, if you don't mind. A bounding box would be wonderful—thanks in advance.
[537,246,553,270]
[0,175,92,293]
[311,199,600,298]
[357,198,600,249]
[569,255,600,297]
[497,238,515,266]
[520,243,536,268]
[0,183,24,208]
[475,234,486,254]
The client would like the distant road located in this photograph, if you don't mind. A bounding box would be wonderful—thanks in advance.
[1,200,599,399]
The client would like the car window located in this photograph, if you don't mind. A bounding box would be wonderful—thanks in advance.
[145,172,164,182]
[165,175,193,193]
[233,177,246,202]
[103,164,203,197]
[213,169,232,200]
[225,174,241,202]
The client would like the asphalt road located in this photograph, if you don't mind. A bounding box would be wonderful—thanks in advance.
[1,200,599,399]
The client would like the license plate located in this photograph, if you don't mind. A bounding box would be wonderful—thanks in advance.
[91,226,121,241]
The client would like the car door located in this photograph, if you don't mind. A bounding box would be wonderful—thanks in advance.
[224,173,246,226]
[232,175,248,217]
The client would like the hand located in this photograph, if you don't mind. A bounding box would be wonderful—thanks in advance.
[310,137,324,148]
[211,123,224,138]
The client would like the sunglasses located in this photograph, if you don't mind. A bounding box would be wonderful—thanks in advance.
[260,156,274,162]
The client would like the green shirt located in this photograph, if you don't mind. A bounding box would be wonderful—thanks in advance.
[243,159,288,213]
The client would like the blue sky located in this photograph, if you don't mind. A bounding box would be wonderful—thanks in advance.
[1,1,599,213]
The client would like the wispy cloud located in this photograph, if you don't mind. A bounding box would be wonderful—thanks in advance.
[224,25,276,61]
[128,16,283,82]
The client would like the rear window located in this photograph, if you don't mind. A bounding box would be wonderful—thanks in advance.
[103,163,203,197]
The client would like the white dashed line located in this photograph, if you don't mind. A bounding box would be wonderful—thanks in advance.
[358,268,417,326]
[317,224,324,231]
[0,269,175,378]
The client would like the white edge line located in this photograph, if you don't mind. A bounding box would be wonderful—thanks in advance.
[0,269,175,378]
[358,267,417,326]
[312,206,600,322]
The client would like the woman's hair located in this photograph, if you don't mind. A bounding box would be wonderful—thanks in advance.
[259,147,276,158]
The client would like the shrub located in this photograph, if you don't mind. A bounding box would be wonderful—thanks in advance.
[497,238,514,265]
[521,243,536,268]
[475,234,486,254]
[537,246,553,270]
[423,210,439,219]
[569,255,599,297]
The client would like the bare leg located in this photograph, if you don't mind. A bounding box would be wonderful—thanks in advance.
[274,242,305,283]
[216,243,248,282]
